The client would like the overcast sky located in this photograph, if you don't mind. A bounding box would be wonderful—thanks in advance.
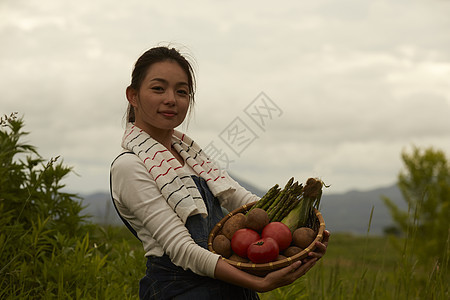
[1,0,450,197]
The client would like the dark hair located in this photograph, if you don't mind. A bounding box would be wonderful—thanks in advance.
[126,46,196,123]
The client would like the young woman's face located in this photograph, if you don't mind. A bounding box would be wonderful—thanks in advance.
[128,60,190,137]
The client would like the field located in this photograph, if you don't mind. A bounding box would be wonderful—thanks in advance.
[259,232,448,300]
[97,227,448,300]
[260,233,396,299]
[1,216,447,299]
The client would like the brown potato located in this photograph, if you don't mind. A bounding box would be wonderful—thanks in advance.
[245,208,269,232]
[283,246,303,257]
[292,227,316,249]
[222,213,247,239]
[228,253,249,263]
[213,234,232,258]
[276,254,287,261]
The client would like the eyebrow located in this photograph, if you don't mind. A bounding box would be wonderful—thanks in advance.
[150,78,189,86]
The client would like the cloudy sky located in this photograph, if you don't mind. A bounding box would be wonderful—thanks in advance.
[1,0,450,196]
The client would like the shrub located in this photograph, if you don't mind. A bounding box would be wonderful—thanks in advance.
[0,114,143,299]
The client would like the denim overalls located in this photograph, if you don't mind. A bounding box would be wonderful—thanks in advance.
[111,170,260,300]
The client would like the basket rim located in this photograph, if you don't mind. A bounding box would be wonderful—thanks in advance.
[208,201,325,272]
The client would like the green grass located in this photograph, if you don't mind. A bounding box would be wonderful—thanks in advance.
[3,223,447,299]
[259,232,448,300]
[88,227,448,299]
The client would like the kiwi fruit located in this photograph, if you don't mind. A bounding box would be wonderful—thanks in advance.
[292,227,316,249]
[245,208,269,232]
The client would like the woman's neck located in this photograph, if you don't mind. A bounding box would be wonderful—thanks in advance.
[134,122,174,149]
[152,130,174,150]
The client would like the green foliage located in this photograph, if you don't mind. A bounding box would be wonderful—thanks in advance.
[383,146,450,268]
[0,114,145,299]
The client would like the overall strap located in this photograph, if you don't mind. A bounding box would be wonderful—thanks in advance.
[110,151,141,241]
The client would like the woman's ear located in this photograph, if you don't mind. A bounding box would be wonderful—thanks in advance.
[126,86,138,107]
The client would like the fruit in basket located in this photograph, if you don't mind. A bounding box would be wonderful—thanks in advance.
[247,237,279,264]
[208,176,326,274]
[261,221,292,251]
[231,228,260,258]
[212,234,232,258]
[292,227,316,249]
[222,213,247,239]
[245,208,269,232]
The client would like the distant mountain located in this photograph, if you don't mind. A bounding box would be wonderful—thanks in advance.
[80,178,405,236]
[81,191,123,226]
[319,185,406,235]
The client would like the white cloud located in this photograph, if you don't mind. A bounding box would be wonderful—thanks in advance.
[1,0,449,195]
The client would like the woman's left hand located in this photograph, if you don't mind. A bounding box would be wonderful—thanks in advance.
[304,229,330,261]
[257,230,330,292]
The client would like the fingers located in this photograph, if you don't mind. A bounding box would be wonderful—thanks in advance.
[308,230,330,260]
[292,257,317,276]
[263,258,318,291]
[322,230,330,245]
[278,259,317,282]
[261,230,330,290]
[287,261,302,273]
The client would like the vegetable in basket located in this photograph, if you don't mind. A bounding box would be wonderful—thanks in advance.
[248,177,325,233]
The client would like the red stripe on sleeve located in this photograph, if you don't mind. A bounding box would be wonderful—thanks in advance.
[213,176,225,181]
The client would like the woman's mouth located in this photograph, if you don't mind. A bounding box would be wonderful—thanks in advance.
[160,111,176,117]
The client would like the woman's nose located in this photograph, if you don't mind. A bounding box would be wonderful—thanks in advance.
[163,90,176,105]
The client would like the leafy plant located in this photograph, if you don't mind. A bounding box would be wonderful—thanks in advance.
[0,114,144,299]
[383,146,449,269]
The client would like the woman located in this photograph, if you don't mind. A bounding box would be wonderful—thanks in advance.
[110,46,329,299]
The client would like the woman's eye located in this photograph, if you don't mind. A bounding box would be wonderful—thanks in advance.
[152,86,164,91]
[177,89,189,95]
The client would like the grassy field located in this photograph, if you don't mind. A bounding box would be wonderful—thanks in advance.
[2,222,447,299]
[259,233,394,299]
[259,232,447,300]
[102,227,447,300]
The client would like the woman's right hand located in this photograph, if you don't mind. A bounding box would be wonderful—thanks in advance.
[256,229,330,293]
[256,258,317,292]
[215,230,330,293]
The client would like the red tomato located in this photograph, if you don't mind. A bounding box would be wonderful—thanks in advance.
[231,228,260,258]
[261,222,292,251]
[247,237,280,264]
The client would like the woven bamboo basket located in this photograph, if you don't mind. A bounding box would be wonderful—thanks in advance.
[208,201,325,277]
